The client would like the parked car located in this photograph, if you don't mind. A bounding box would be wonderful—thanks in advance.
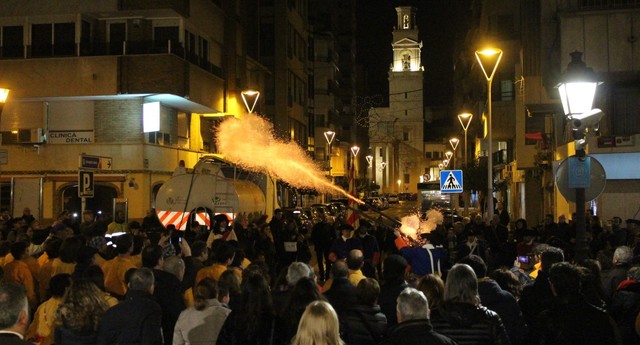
[379,197,390,209]
[311,204,334,222]
[386,193,400,204]
[282,207,314,232]
[330,201,347,217]
[363,197,382,209]
[301,206,321,225]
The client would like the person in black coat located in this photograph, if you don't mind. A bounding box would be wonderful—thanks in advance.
[602,246,633,301]
[381,287,457,345]
[323,261,357,316]
[460,255,528,344]
[98,268,163,345]
[519,246,564,330]
[311,215,336,281]
[430,263,510,345]
[218,273,282,345]
[610,266,640,345]
[378,254,409,327]
[278,277,326,344]
[0,283,32,345]
[533,262,621,345]
[340,278,387,345]
[142,245,186,345]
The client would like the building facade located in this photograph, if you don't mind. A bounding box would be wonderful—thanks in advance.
[0,0,268,223]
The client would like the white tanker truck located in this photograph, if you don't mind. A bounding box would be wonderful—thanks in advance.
[155,157,267,230]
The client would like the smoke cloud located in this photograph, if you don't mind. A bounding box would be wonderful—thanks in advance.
[399,209,444,241]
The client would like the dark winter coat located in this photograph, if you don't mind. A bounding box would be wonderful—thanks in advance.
[532,295,621,345]
[478,279,528,345]
[97,289,163,345]
[602,263,631,301]
[151,268,186,345]
[380,319,458,345]
[430,301,510,345]
[323,277,357,316]
[518,270,554,330]
[340,304,387,345]
[611,280,640,345]
[378,279,408,327]
[217,309,280,345]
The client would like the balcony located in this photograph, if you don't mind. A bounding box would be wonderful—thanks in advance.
[0,40,223,80]
[563,0,640,10]
[493,149,512,165]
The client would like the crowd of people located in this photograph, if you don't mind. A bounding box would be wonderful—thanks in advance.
[0,204,640,345]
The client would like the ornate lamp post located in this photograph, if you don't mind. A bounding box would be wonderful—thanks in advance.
[476,47,503,218]
[556,51,602,262]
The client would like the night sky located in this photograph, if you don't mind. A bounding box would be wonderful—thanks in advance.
[356,0,466,107]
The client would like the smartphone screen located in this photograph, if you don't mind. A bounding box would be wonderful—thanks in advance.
[517,256,530,264]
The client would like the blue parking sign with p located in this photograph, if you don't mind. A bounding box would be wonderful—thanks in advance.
[440,170,463,193]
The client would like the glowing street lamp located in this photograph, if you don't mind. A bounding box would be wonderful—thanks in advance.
[449,137,459,151]
[365,155,373,168]
[438,163,444,170]
[397,179,402,192]
[457,113,473,216]
[445,151,453,161]
[350,145,360,158]
[457,113,473,168]
[0,88,9,116]
[442,159,449,168]
[324,130,336,181]
[476,47,503,218]
[556,51,602,263]
[241,90,260,114]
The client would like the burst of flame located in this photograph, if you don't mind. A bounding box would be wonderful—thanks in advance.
[216,114,363,204]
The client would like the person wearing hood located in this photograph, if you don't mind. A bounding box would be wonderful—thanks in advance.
[460,255,528,345]
[430,263,510,345]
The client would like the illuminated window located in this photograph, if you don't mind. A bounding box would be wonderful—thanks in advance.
[403,15,409,29]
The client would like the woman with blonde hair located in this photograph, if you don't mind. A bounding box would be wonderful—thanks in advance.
[290,300,344,345]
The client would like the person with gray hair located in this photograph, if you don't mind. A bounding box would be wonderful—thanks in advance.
[380,287,456,345]
[287,261,312,285]
[0,283,31,345]
[603,245,634,300]
[430,264,510,345]
[98,268,163,345]
[163,255,186,282]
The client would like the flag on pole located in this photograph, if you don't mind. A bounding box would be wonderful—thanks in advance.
[346,158,359,228]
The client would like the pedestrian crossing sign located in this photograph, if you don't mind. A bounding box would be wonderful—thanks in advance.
[440,170,463,193]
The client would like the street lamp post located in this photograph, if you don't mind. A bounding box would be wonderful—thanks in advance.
[556,51,601,263]
[457,114,472,216]
[351,145,360,186]
[457,113,473,168]
[324,130,336,182]
[449,138,459,168]
[476,48,503,219]
[445,151,454,167]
